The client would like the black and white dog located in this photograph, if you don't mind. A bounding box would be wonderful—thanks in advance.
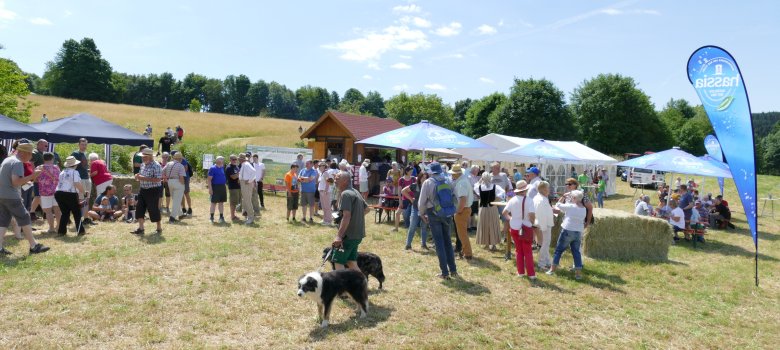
[322,247,386,289]
[297,269,369,328]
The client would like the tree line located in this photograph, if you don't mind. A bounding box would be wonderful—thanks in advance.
[10,37,780,174]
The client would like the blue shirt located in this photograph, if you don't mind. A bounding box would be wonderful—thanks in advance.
[679,192,694,214]
[299,168,318,193]
[208,165,227,185]
[180,158,192,178]
[513,172,522,182]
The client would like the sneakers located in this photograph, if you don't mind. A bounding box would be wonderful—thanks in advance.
[187,208,193,216]
[29,243,50,254]
[421,245,429,250]
[218,217,226,224]
[436,274,451,280]
[130,228,145,235]
[308,218,314,223]
[405,245,412,250]
[169,217,176,223]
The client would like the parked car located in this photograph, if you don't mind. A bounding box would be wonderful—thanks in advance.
[628,167,665,189]
[617,166,629,182]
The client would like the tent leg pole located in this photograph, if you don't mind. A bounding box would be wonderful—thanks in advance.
[755,249,759,287]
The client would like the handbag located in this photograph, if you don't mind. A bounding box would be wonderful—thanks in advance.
[519,196,534,242]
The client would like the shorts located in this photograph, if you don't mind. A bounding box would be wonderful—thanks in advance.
[359,181,368,193]
[95,180,113,196]
[184,177,191,194]
[211,183,227,203]
[229,188,241,207]
[300,192,315,206]
[0,198,32,227]
[41,195,58,209]
[332,238,362,265]
[287,192,299,210]
[163,182,171,197]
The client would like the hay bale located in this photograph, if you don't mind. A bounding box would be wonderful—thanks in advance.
[581,208,672,262]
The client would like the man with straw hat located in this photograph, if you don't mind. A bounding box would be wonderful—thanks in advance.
[131,148,163,235]
[0,142,50,255]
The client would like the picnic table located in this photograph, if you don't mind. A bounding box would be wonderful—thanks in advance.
[370,194,399,223]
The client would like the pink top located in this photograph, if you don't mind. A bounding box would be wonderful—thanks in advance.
[398,176,416,191]
[90,160,112,186]
[37,164,60,196]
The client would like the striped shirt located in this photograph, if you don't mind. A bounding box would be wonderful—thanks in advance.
[139,161,162,189]
[163,161,186,181]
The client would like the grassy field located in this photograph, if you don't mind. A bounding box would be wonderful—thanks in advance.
[28,95,312,147]
[1,171,778,348]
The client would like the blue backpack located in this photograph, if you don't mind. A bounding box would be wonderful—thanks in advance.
[432,177,457,218]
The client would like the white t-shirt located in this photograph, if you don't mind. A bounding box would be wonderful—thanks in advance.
[555,203,587,232]
[318,170,332,192]
[239,161,256,182]
[504,195,535,229]
[359,165,368,183]
[669,207,685,229]
[55,168,81,193]
[253,162,265,182]
[527,176,541,199]
[634,201,652,216]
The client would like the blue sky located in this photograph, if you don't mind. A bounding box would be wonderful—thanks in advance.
[2,0,778,112]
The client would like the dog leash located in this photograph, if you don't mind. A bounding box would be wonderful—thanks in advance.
[317,248,333,272]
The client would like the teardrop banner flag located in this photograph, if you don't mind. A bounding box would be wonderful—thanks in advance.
[704,134,725,196]
[688,46,759,286]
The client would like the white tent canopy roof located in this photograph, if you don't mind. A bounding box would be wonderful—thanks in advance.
[452,133,617,164]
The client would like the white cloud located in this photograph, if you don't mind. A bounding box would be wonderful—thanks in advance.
[362,74,373,80]
[479,77,494,84]
[601,8,622,15]
[63,10,73,17]
[393,84,410,91]
[400,16,431,28]
[601,8,661,16]
[498,19,504,27]
[29,17,53,25]
[399,55,412,59]
[0,1,17,21]
[393,4,421,14]
[477,24,497,35]
[323,25,430,62]
[433,22,462,37]
[424,83,446,90]
[367,62,381,70]
[391,62,412,70]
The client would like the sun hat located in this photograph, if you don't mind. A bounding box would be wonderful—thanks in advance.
[15,143,34,153]
[63,156,80,168]
[448,164,463,175]
[514,180,529,193]
[429,162,443,174]
[141,148,154,156]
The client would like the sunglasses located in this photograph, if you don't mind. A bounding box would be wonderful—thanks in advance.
[566,183,576,186]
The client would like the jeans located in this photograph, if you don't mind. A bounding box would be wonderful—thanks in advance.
[552,229,583,269]
[402,200,412,228]
[406,206,428,247]
[427,209,457,276]
[597,191,604,208]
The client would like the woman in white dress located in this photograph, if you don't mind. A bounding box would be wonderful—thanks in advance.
[474,172,504,250]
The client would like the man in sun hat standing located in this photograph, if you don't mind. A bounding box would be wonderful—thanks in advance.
[0,143,50,255]
[132,148,163,235]
[525,166,543,248]
[450,164,474,260]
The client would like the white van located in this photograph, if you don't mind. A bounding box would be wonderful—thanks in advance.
[628,168,665,189]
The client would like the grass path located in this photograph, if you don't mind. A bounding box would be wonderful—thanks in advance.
[1,179,779,349]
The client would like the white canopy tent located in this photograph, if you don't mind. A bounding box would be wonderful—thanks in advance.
[452,133,619,195]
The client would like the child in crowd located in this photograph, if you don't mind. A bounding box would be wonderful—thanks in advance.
[122,184,137,223]
[97,197,114,221]
[381,176,397,221]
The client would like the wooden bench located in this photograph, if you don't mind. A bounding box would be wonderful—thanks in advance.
[368,204,397,224]
[684,220,708,247]
[262,183,286,196]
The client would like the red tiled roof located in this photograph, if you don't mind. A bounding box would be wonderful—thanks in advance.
[327,111,403,141]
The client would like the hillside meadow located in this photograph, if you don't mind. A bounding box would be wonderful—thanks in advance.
[28,95,312,148]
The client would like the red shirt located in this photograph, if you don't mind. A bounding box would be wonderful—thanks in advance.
[23,161,33,176]
[90,160,113,185]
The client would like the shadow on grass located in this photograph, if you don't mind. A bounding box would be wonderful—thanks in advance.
[675,237,778,261]
[604,193,633,201]
[718,226,780,242]
[307,303,395,340]
[442,277,491,296]
[138,233,167,245]
[466,256,501,272]
[531,279,573,294]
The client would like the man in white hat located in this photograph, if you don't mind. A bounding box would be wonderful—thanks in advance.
[0,142,50,255]
[132,148,163,235]
[450,164,474,260]
[238,153,257,224]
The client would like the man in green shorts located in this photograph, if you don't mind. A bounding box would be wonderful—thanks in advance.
[331,170,370,271]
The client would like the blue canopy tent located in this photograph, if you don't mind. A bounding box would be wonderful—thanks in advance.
[1,113,48,140]
[616,147,733,179]
[356,120,493,160]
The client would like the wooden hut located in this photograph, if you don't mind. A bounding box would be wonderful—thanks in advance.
[301,111,405,164]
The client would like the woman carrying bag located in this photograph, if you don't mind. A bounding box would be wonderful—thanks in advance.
[54,156,86,236]
[502,180,536,280]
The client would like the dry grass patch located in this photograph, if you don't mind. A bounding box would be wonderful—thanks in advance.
[28,95,311,147]
[584,208,672,262]
[1,179,779,349]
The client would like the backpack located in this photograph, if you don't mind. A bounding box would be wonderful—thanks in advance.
[432,177,456,218]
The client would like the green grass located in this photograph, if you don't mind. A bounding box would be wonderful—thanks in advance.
[1,177,778,349]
